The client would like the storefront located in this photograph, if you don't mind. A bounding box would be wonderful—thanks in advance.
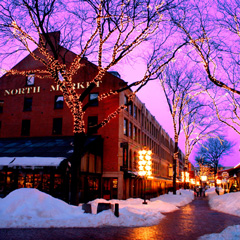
[0,136,103,203]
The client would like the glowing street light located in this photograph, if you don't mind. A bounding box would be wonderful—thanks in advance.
[201,175,207,182]
[138,149,152,204]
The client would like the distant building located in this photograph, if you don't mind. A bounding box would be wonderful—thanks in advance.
[0,32,185,202]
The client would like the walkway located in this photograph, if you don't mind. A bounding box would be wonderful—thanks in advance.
[1,196,240,240]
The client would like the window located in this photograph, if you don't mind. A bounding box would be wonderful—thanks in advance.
[54,95,64,109]
[133,126,137,141]
[129,102,133,115]
[124,95,128,111]
[129,122,132,138]
[26,74,35,86]
[0,100,4,113]
[52,118,62,135]
[88,116,98,134]
[21,120,30,136]
[89,93,99,106]
[134,105,137,119]
[129,150,132,169]
[124,118,128,136]
[23,98,32,111]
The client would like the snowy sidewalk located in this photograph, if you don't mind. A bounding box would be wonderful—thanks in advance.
[1,196,240,240]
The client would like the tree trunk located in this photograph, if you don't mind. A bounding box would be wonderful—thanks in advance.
[70,132,86,205]
[173,141,178,195]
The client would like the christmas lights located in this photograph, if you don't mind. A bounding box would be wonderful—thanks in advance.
[138,149,152,177]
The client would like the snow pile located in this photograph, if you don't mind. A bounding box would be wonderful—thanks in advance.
[0,188,194,228]
[201,188,240,239]
[208,191,240,217]
[198,225,240,240]
[205,187,218,197]
[151,189,194,207]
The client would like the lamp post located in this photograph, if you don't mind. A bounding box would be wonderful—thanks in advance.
[138,149,152,204]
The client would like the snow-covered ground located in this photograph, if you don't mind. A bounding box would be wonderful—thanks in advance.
[0,188,194,228]
[199,187,240,240]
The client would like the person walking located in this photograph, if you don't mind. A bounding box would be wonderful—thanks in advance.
[202,186,206,197]
[196,186,200,197]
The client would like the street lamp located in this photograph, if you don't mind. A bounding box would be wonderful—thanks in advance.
[138,149,152,204]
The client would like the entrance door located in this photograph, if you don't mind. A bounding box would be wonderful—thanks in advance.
[102,178,118,200]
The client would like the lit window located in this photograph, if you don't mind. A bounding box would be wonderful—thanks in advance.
[124,119,128,136]
[21,120,30,136]
[23,98,32,111]
[89,93,98,106]
[0,100,4,113]
[52,118,62,135]
[54,95,64,109]
[26,74,35,86]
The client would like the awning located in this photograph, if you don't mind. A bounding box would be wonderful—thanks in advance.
[0,157,65,168]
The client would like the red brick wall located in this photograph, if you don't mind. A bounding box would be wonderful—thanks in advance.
[0,49,123,172]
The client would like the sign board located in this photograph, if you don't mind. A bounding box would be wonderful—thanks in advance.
[222,171,229,178]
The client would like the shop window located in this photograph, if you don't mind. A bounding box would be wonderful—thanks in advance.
[52,118,62,135]
[0,100,4,113]
[81,154,88,172]
[21,119,30,136]
[89,93,99,106]
[54,95,64,109]
[88,116,98,134]
[89,154,95,173]
[23,97,32,111]
[129,122,132,138]
[124,118,128,136]
[26,74,35,86]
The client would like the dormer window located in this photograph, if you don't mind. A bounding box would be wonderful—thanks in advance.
[26,74,35,86]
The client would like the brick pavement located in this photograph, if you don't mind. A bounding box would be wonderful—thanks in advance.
[1,196,240,240]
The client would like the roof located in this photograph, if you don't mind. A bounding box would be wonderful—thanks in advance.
[0,137,74,158]
[0,135,103,157]
[0,157,64,167]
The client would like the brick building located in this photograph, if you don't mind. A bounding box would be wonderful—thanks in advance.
[0,32,184,202]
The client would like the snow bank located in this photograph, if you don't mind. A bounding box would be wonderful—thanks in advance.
[198,225,240,240]
[0,188,194,228]
[151,189,194,207]
[208,191,240,217]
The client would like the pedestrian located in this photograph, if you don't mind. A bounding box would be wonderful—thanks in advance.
[202,186,206,197]
[196,186,200,197]
[199,186,202,197]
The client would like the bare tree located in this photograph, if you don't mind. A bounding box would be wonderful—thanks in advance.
[170,0,240,135]
[182,94,222,166]
[195,136,234,180]
[160,60,206,194]
[0,0,187,204]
